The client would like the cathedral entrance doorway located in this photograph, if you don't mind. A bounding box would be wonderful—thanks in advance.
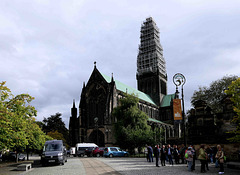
[88,130,105,147]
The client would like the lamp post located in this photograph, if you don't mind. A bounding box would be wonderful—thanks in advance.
[173,73,186,146]
[94,117,99,145]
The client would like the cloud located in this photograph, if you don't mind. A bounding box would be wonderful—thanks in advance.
[0,0,240,128]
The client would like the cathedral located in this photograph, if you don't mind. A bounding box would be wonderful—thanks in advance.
[69,17,180,147]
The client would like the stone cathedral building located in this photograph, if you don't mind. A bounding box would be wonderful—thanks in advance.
[69,17,179,147]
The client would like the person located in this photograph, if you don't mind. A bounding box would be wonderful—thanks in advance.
[160,145,166,166]
[208,146,214,164]
[205,145,210,171]
[148,145,153,162]
[215,145,224,174]
[167,144,173,166]
[154,145,160,167]
[185,147,193,172]
[173,145,180,164]
[180,144,186,164]
[145,145,149,162]
[213,146,219,168]
[198,144,207,173]
[191,145,196,171]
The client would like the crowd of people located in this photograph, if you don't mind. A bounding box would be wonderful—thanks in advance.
[145,144,225,174]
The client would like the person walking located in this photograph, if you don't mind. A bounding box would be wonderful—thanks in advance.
[154,145,160,167]
[205,145,211,171]
[191,145,196,171]
[145,145,149,162]
[198,144,207,173]
[180,144,186,164]
[173,145,180,164]
[167,144,174,166]
[148,145,153,162]
[160,145,166,166]
[215,145,224,174]
[185,147,193,172]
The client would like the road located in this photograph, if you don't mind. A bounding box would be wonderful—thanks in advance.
[1,156,240,175]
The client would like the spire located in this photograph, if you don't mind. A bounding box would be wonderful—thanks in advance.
[94,61,97,68]
[111,73,114,82]
[73,99,76,108]
[83,82,85,88]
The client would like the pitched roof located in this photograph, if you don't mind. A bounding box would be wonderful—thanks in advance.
[101,73,157,106]
[148,117,172,126]
[160,94,175,107]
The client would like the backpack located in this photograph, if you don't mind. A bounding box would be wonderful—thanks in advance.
[185,152,188,159]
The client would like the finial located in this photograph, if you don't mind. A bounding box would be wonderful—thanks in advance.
[111,73,114,82]
[73,99,76,108]
[94,61,96,68]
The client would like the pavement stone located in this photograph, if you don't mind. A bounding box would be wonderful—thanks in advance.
[98,157,240,175]
[1,155,240,175]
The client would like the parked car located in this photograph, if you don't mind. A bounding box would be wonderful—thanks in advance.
[70,147,76,157]
[85,147,96,157]
[103,147,129,158]
[2,152,25,161]
[41,140,67,166]
[67,150,70,157]
[76,143,98,157]
[92,147,105,157]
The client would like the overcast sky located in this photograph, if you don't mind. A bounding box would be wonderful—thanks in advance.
[1,0,240,128]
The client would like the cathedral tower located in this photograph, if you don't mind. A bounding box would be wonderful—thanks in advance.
[69,99,79,146]
[136,17,167,106]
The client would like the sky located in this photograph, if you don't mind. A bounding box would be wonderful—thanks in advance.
[1,0,240,128]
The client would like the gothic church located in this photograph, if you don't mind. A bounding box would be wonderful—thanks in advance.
[69,17,178,147]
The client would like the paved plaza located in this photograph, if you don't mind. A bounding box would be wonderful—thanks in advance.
[0,156,240,175]
[99,157,240,175]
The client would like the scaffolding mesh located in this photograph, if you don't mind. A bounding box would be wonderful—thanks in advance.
[137,17,166,77]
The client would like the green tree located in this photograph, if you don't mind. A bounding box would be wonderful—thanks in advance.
[225,78,240,143]
[25,121,52,160]
[0,81,50,162]
[112,93,154,154]
[47,130,66,143]
[42,113,69,147]
[191,75,238,113]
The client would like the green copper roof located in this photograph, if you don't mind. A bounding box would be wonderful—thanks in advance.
[101,73,157,106]
[148,117,167,125]
[160,94,175,107]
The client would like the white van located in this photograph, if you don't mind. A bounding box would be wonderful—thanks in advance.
[76,143,98,157]
[70,147,76,157]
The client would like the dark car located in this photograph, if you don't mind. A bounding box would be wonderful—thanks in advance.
[2,152,25,161]
[92,147,105,157]
[85,147,97,157]
[41,140,67,166]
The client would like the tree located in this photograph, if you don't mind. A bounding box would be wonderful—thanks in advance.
[47,130,66,143]
[225,78,240,143]
[112,93,154,154]
[191,75,238,113]
[0,81,50,162]
[42,113,69,147]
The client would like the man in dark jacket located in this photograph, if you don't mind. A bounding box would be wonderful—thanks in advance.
[167,144,174,165]
[160,145,166,166]
[154,145,160,167]
[147,145,153,162]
